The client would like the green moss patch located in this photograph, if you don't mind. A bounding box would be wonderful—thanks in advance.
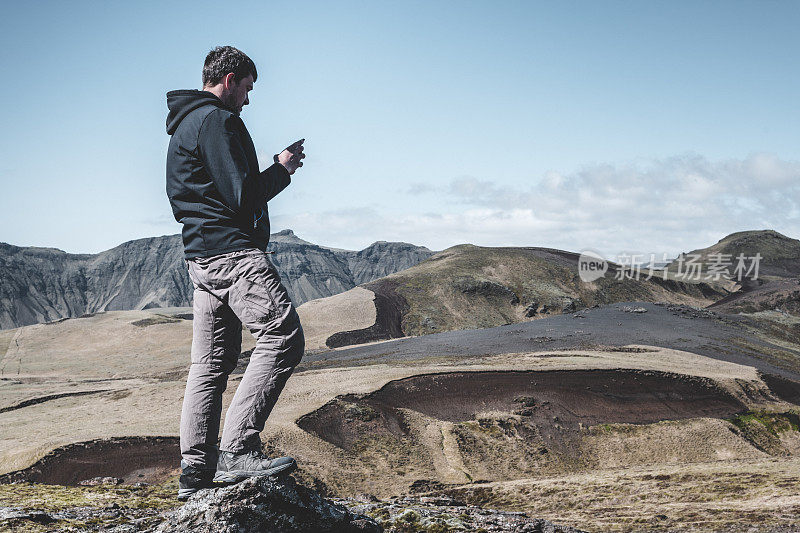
[728,411,800,436]
[727,410,800,454]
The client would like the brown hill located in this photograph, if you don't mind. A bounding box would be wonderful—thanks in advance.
[665,229,800,287]
[664,230,800,315]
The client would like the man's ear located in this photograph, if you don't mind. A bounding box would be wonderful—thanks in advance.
[222,72,236,90]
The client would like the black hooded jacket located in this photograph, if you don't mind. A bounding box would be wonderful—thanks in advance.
[165,90,290,259]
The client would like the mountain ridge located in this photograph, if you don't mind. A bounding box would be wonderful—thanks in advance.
[0,231,434,330]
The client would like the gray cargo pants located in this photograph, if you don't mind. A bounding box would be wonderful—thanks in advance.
[180,248,304,469]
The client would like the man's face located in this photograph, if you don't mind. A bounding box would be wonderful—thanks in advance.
[225,73,254,114]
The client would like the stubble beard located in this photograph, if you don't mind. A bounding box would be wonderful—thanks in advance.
[222,93,241,114]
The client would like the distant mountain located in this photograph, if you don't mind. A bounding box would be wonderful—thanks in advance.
[341,241,436,285]
[268,231,434,304]
[0,231,434,330]
[0,236,190,331]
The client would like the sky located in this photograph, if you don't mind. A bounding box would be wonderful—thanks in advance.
[0,0,798,262]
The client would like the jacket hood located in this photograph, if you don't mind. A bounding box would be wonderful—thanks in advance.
[166,90,228,135]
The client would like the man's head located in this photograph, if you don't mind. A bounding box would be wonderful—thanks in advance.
[202,46,257,114]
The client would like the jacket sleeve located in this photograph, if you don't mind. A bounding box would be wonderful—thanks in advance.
[261,161,291,202]
[197,109,271,215]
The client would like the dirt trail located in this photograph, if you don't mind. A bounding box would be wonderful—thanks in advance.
[440,422,469,480]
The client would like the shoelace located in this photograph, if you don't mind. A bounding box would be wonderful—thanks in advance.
[246,449,271,466]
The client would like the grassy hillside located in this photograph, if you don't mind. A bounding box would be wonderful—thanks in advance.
[666,229,800,284]
[366,244,725,338]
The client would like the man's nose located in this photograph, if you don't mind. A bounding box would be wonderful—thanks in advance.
[243,95,249,106]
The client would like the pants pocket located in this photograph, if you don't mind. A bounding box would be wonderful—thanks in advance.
[228,250,293,329]
[240,278,279,324]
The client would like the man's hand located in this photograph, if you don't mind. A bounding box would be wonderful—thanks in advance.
[276,139,305,175]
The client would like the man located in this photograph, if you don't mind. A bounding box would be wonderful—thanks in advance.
[165,46,306,500]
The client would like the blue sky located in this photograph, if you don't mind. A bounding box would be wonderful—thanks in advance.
[0,1,798,260]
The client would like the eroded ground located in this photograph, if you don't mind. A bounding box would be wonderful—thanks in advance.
[1,303,800,531]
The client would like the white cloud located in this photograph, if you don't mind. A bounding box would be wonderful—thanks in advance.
[271,153,800,257]
[406,182,439,195]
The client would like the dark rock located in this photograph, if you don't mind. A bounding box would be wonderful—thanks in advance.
[0,507,55,525]
[408,479,446,493]
[452,278,520,304]
[421,316,438,330]
[513,395,537,416]
[155,475,382,533]
[343,495,587,533]
[524,302,539,317]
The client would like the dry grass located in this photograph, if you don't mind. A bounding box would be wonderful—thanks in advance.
[444,457,800,532]
[0,310,204,379]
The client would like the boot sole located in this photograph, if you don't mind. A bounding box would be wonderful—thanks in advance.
[177,487,202,501]
[212,459,297,484]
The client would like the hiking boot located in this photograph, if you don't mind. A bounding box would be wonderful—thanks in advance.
[177,460,216,501]
[213,448,297,484]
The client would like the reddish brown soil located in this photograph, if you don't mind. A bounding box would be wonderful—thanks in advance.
[0,437,179,486]
[0,390,111,414]
[761,372,800,404]
[297,369,747,451]
[325,279,409,348]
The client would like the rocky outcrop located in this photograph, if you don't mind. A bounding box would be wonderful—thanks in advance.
[452,278,520,304]
[339,241,436,285]
[155,475,585,533]
[345,494,587,532]
[0,230,434,329]
[0,477,585,533]
[156,476,382,533]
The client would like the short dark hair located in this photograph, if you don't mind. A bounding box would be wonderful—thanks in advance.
[202,46,257,86]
